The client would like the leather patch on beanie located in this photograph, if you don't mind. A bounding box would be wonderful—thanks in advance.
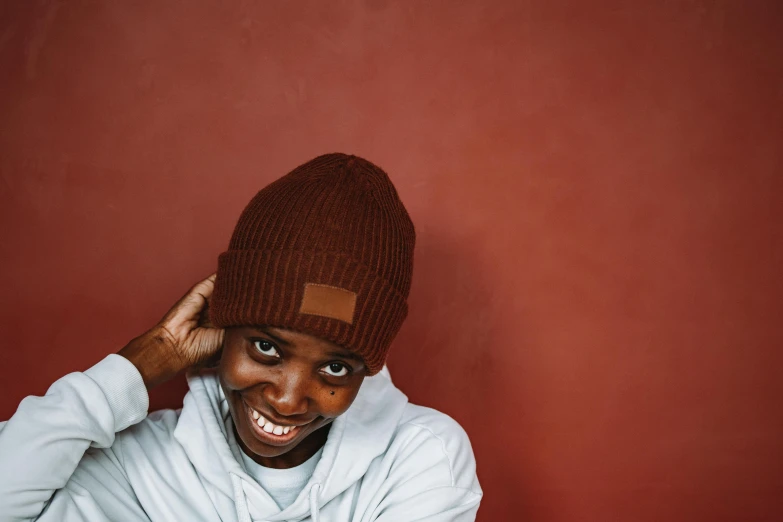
[299,283,357,324]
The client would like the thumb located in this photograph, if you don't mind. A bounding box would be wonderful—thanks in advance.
[162,273,217,325]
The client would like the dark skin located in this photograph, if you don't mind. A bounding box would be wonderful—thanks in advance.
[119,274,366,470]
[219,326,366,468]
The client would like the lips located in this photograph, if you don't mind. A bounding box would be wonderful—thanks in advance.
[242,400,311,445]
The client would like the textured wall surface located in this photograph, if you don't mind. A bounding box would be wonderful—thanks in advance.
[1,1,782,520]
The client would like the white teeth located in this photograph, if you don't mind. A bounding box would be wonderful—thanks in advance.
[249,407,297,435]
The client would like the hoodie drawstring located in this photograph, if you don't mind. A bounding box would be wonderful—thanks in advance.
[232,472,321,522]
[309,483,321,522]
[231,473,252,522]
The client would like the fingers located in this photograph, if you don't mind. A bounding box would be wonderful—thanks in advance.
[160,273,218,325]
[180,273,217,307]
[182,273,218,318]
[191,273,217,299]
[192,330,225,370]
[197,289,217,329]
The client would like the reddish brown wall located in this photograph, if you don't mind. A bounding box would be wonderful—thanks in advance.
[1,2,782,521]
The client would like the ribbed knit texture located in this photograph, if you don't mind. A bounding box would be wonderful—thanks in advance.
[84,354,150,433]
[210,153,415,375]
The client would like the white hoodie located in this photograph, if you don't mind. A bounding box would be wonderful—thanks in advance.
[0,355,482,521]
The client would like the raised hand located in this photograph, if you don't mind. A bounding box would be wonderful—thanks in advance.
[119,274,225,389]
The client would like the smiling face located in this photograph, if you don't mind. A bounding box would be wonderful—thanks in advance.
[217,325,367,469]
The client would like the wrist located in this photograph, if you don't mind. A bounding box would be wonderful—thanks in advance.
[118,329,181,390]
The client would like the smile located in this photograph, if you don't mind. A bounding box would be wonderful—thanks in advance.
[243,401,309,444]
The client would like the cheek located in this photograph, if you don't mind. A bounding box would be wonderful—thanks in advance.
[314,380,363,418]
[217,344,262,391]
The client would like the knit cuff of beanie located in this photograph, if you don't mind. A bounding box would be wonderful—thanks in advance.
[210,248,408,375]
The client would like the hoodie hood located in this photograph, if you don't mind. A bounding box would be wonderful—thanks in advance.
[173,367,408,521]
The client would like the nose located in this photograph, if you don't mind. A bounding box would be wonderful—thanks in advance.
[262,369,309,417]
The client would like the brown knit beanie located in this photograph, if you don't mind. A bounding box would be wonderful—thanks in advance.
[209,153,415,375]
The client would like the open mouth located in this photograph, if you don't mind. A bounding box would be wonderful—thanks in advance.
[243,400,309,445]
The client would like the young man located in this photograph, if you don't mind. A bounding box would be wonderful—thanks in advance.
[0,154,482,521]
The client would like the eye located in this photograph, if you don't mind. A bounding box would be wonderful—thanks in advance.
[253,340,280,358]
[322,362,349,377]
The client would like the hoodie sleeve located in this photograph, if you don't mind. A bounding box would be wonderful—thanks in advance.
[373,485,481,522]
[0,354,151,522]
[371,413,483,522]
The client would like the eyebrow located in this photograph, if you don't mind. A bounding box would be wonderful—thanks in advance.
[326,351,364,363]
[256,327,291,347]
[255,326,365,365]
[254,326,364,362]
